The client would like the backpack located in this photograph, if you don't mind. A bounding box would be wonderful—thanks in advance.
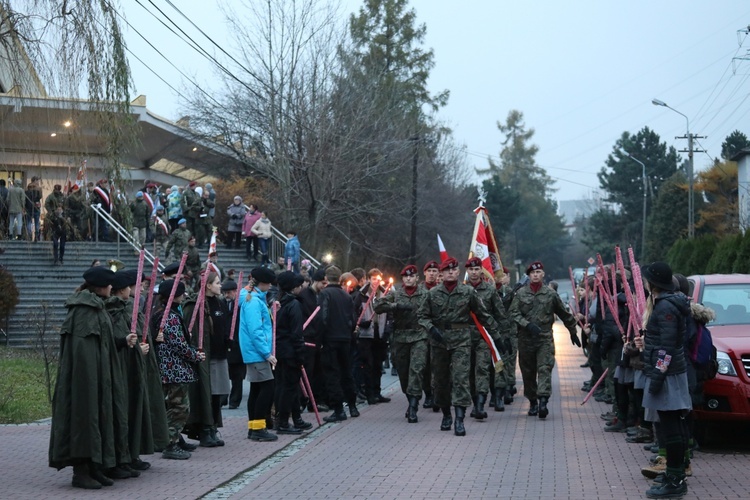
[690,322,718,380]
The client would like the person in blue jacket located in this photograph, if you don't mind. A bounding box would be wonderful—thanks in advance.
[239,266,278,441]
[284,231,300,273]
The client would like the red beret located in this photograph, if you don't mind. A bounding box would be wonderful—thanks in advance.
[526,261,544,275]
[401,265,418,277]
[98,178,108,185]
[423,261,439,272]
[71,184,80,191]
[147,183,156,188]
[189,181,197,187]
[439,257,459,272]
[465,257,483,268]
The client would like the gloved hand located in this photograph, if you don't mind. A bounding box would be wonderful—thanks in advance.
[358,320,371,329]
[648,375,665,395]
[569,328,581,347]
[503,337,513,356]
[395,303,413,311]
[429,326,445,345]
[526,323,541,335]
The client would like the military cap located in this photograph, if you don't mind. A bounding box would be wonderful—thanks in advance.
[155,205,164,211]
[83,266,116,287]
[178,218,187,225]
[423,261,439,272]
[221,280,238,292]
[189,181,197,188]
[465,257,483,268]
[400,265,418,277]
[251,266,277,284]
[526,261,544,275]
[136,191,144,199]
[312,268,327,282]
[71,184,80,192]
[277,271,304,292]
[147,182,156,188]
[158,279,185,298]
[162,262,181,276]
[112,269,139,290]
[439,258,459,272]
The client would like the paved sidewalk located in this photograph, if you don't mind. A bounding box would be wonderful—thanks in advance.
[3,324,749,499]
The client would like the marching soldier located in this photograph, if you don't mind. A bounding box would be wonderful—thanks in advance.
[65,185,86,240]
[418,257,500,436]
[509,261,580,419]
[373,265,428,423]
[493,268,518,408]
[185,236,201,289]
[152,205,170,259]
[464,257,511,418]
[420,260,440,409]
[165,218,191,264]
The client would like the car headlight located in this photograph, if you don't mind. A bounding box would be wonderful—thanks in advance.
[716,351,737,377]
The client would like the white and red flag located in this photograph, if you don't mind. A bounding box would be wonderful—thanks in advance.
[468,205,506,281]
[437,234,449,263]
[209,227,218,255]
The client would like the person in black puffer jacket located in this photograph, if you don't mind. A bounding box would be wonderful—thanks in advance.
[273,271,312,433]
[635,262,691,499]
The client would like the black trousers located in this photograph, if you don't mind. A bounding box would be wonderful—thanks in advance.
[303,343,327,405]
[247,379,274,421]
[52,232,66,261]
[322,340,357,409]
[245,235,259,258]
[228,363,246,408]
[656,409,689,472]
[358,338,388,398]
[274,359,302,420]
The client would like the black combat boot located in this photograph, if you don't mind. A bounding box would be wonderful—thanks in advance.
[489,391,496,408]
[199,426,219,447]
[475,393,488,419]
[470,396,478,418]
[538,396,549,419]
[210,427,225,445]
[407,396,419,423]
[323,406,347,423]
[494,388,505,412]
[423,393,434,409]
[506,386,516,404]
[528,399,539,416]
[645,473,687,499]
[454,406,466,436]
[72,464,102,490]
[440,407,453,431]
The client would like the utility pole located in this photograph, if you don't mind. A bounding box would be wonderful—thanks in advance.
[409,135,420,264]
[676,132,705,239]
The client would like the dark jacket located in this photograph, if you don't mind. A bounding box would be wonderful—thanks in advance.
[318,284,356,343]
[298,286,322,341]
[643,292,690,385]
[276,292,305,363]
[225,297,244,365]
[600,291,628,355]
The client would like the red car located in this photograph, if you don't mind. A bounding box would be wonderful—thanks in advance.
[689,274,750,421]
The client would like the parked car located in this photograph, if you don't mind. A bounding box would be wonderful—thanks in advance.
[688,274,750,422]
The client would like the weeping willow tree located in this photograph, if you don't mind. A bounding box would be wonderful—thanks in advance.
[0,1,136,194]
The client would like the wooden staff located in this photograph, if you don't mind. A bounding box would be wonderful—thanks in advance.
[141,257,160,343]
[228,271,243,341]
[615,246,641,338]
[194,262,212,350]
[158,252,188,337]
[130,249,145,336]
[189,260,212,333]
[628,246,647,317]
[581,368,609,405]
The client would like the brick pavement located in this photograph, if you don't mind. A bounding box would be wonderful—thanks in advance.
[2,323,749,499]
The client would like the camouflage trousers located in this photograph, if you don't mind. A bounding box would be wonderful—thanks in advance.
[422,344,432,397]
[469,331,491,396]
[518,332,555,401]
[431,335,472,408]
[392,338,428,397]
[494,335,518,389]
[154,238,167,262]
[163,383,190,444]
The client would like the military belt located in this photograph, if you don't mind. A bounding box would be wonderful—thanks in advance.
[443,323,470,330]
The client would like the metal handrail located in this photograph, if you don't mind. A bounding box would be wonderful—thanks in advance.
[90,204,164,271]
[270,225,321,269]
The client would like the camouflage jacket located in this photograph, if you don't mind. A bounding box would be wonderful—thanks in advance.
[153,213,170,242]
[186,246,201,270]
[509,284,577,335]
[418,282,499,349]
[470,281,511,342]
[65,192,86,219]
[373,285,428,343]
[166,227,192,258]
[44,191,66,214]
[130,199,151,229]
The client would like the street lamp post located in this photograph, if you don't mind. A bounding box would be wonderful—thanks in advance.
[652,98,694,239]
[621,149,647,260]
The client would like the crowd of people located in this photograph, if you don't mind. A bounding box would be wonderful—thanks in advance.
[574,261,708,499]
[44,227,700,499]
[0,178,303,271]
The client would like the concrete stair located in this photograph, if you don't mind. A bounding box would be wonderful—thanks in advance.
[0,239,265,348]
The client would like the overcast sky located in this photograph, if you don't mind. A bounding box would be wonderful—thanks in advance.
[121,0,750,202]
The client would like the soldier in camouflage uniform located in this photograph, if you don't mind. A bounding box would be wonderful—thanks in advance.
[165,218,192,264]
[464,257,511,419]
[418,257,500,436]
[509,261,580,419]
[185,236,201,289]
[374,265,428,423]
[493,268,519,408]
[65,185,86,240]
[419,260,440,410]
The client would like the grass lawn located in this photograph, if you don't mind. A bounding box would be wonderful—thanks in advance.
[0,348,56,424]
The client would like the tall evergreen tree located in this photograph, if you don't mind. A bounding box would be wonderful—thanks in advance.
[644,171,689,262]
[721,130,749,161]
